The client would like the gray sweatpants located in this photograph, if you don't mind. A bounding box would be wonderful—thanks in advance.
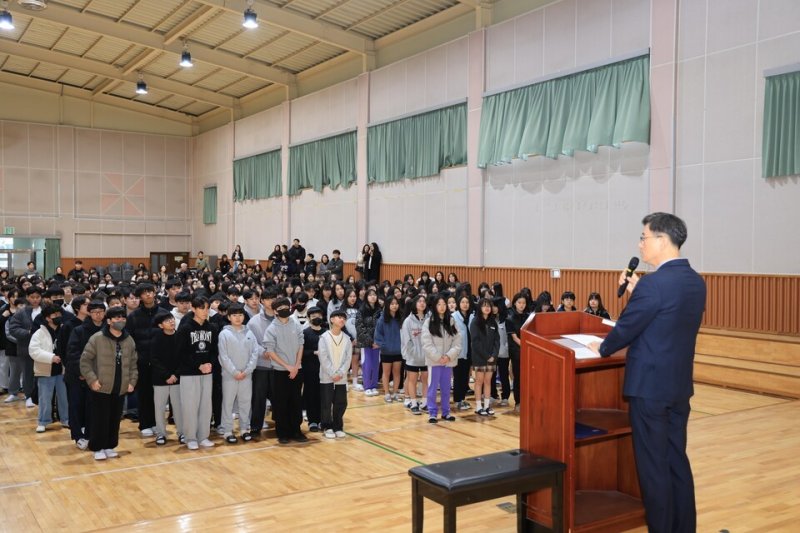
[180,374,212,444]
[220,375,252,435]
[153,384,183,439]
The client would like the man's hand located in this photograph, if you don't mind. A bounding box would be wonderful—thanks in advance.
[289,367,299,380]
[235,371,246,381]
[619,270,640,294]
[332,374,342,382]
[127,384,135,393]
[90,380,102,392]
[52,355,61,364]
[199,363,212,374]
[587,341,602,356]
[167,375,177,385]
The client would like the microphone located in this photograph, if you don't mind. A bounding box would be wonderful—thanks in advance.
[617,257,640,297]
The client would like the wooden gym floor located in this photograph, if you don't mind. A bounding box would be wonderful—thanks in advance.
[0,383,797,532]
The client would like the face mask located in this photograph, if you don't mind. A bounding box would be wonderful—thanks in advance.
[52,317,62,326]
[52,299,64,307]
[111,320,126,331]
[295,304,306,311]
[276,308,291,318]
[310,317,323,326]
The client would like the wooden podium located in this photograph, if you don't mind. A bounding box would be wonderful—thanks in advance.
[519,312,645,532]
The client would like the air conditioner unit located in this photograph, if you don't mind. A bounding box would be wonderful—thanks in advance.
[17,0,47,11]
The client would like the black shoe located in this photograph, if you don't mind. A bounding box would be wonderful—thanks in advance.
[308,423,320,432]
[155,435,167,446]
[278,437,290,445]
[441,415,456,422]
[225,434,238,444]
[292,433,309,443]
[242,432,253,442]
[179,434,186,445]
[428,417,438,424]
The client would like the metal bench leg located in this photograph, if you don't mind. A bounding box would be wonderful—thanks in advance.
[411,479,423,533]
[443,504,456,533]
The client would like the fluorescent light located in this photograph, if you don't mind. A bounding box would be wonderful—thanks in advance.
[243,7,258,29]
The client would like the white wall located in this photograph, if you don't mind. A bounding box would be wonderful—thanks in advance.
[192,124,232,257]
[675,0,800,274]
[483,0,651,269]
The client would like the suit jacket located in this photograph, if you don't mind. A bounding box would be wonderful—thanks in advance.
[599,258,706,402]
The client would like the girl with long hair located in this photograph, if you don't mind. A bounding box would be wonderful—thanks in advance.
[584,292,611,318]
[451,294,474,411]
[421,294,461,423]
[355,289,382,397]
[469,297,500,417]
[506,292,530,412]
[374,296,404,403]
[401,295,429,414]
[341,288,362,392]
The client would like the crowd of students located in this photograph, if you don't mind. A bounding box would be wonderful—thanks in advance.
[0,242,612,460]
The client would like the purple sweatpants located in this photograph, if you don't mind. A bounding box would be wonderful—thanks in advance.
[361,347,380,390]
[426,365,452,418]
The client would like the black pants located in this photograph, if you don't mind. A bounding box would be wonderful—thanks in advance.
[495,358,512,400]
[250,368,272,431]
[136,359,156,430]
[453,357,471,402]
[303,359,321,425]
[89,391,124,452]
[270,369,303,439]
[22,352,34,398]
[66,377,91,441]
[510,354,520,405]
[211,362,222,428]
[320,383,347,432]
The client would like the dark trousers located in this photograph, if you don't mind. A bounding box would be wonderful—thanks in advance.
[495,358,512,400]
[629,397,696,533]
[136,359,156,430]
[453,357,471,402]
[212,363,222,428]
[510,354,520,405]
[66,378,91,441]
[88,391,124,452]
[250,368,272,431]
[303,359,321,425]
[270,369,303,439]
[22,352,34,398]
[320,383,347,432]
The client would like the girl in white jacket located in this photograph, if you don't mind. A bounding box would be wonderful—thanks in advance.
[400,295,428,414]
[29,305,69,433]
[421,295,461,424]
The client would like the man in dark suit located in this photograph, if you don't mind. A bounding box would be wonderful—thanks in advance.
[589,212,706,533]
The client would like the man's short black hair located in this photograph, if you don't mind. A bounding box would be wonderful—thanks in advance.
[134,283,156,297]
[41,304,61,318]
[70,295,88,313]
[165,278,183,290]
[228,303,245,315]
[272,296,291,311]
[191,296,209,309]
[642,212,688,249]
[332,249,340,255]
[26,286,43,296]
[262,286,280,300]
[176,291,192,303]
[105,306,127,320]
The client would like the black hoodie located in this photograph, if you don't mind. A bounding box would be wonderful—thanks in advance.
[176,317,218,376]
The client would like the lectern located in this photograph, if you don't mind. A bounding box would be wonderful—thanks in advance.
[520,312,645,532]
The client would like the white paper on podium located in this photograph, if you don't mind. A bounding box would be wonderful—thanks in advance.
[553,337,601,359]
[562,334,605,346]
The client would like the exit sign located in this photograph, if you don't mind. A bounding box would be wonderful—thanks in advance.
[3,227,14,235]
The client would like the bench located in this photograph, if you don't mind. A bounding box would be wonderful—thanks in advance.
[408,449,565,533]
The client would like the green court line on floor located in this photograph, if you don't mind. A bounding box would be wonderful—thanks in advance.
[347,432,425,466]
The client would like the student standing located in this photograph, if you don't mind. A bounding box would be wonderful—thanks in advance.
[150,312,183,446]
[302,306,326,432]
[218,304,259,444]
[318,309,351,439]
[126,283,162,438]
[340,288,362,392]
[469,298,500,417]
[177,296,218,451]
[374,296,403,403]
[264,297,306,444]
[355,289,381,398]
[451,294,473,411]
[29,305,69,433]
[7,286,43,407]
[246,287,277,436]
[421,295,461,423]
[80,306,138,461]
[506,293,530,412]
[401,295,429,414]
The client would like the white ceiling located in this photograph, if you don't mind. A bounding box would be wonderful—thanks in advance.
[0,0,487,122]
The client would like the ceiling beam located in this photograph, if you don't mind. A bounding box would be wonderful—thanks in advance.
[375,3,473,49]
[192,0,373,55]
[22,2,294,86]
[456,0,480,7]
[0,40,234,108]
[163,5,219,45]
[120,49,162,76]
[0,71,194,124]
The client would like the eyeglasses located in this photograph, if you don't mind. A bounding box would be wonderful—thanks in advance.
[639,234,662,242]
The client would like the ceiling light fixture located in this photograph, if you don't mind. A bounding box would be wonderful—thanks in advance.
[179,42,193,68]
[135,73,148,95]
[0,2,14,31]
[242,0,258,29]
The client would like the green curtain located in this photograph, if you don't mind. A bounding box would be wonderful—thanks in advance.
[763,70,800,178]
[203,186,217,224]
[367,103,467,183]
[288,131,356,196]
[478,55,650,167]
[233,150,282,201]
[44,238,60,279]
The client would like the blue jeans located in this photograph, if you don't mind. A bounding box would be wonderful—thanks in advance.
[37,375,69,426]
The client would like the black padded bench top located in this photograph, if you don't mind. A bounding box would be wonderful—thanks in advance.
[409,449,564,491]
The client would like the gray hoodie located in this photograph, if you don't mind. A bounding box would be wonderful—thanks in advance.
[246,311,275,369]
[218,324,260,378]
[401,312,428,367]
[264,317,304,371]
[318,329,353,384]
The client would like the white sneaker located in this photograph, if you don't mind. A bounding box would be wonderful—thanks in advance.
[94,450,107,461]
[324,429,336,439]
[76,438,89,450]
[384,394,393,403]
[215,426,226,436]
[199,439,215,448]
[186,441,199,450]
[25,398,35,408]
[4,394,19,403]
[353,383,364,392]
[335,431,346,439]
[104,448,119,458]
[140,428,154,437]
[35,425,46,433]
[404,399,413,408]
